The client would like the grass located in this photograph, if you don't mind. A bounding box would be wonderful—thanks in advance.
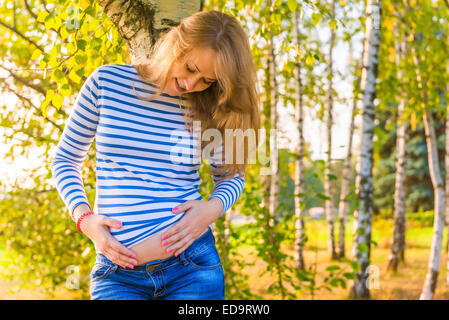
[238,215,449,300]
[1,213,448,300]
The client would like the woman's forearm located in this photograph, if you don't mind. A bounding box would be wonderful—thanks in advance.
[72,203,93,223]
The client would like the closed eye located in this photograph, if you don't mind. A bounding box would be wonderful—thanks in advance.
[185,63,216,85]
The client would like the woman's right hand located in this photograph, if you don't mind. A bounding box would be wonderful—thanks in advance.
[80,214,138,269]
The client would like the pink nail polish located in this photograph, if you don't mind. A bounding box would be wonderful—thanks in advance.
[162,235,167,240]
[167,248,172,253]
[162,241,166,246]
[173,207,178,212]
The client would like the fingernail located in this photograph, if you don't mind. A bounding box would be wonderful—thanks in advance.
[173,207,178,212]
[132,261,137,265]
[128,265,134,269]
[162,235,167,240]
[116,223,121,228]
[131,254,136,258]
[175,253,179,257]
[167,248,172,253]
[162,241,166,246]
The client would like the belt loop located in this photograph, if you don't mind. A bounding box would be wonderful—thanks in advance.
[178,251,189,266]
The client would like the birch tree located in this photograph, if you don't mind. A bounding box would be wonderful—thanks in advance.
[324,0,337,260]
[442,0,449,288]
[413,47,446,301]
[404,1,447,300]
[350,0,381,299]
[96,0,202,64]
[292,7,306,270]
[387,24,409,273]
[337,52,360,258]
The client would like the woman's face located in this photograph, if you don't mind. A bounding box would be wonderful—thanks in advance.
[165,47,218,96]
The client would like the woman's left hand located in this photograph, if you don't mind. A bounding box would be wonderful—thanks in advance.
[161,198,223,257]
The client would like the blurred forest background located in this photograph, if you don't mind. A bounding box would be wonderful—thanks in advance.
[1,0,449,300]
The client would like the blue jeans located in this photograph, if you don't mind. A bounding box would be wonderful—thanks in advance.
[89,228,225,300]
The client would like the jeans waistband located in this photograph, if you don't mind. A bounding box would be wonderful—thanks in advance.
[95,227,215,270]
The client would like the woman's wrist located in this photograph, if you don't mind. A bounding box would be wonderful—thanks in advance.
[72,203,93,223]
[207,197,223,221]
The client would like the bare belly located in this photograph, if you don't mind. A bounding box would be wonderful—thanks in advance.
[129,228,209,265]
[129,228,173,265]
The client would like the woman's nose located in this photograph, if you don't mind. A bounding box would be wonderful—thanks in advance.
[185,75,201,91]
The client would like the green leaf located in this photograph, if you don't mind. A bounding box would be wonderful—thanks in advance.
[287,0,298,13]
[37,11,49,23]
[77,39,87,51]
[343,272,357,280]
[328,19,337,31]
[60,83,72,97]
[311,13,321,26]
[325,265,341,272]
[51,68,65,81]
[317,193,332,201]
[69,69,81,83]
[51,93,64,110]
[31,49,42,60]
[75,53,88,65]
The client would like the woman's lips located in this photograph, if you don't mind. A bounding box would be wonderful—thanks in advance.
[175,78,186,93]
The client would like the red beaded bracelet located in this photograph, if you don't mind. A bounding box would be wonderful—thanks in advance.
[76,211,94,234]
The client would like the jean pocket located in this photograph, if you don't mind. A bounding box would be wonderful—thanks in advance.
[187,242,222,270]
[90,262,117,281]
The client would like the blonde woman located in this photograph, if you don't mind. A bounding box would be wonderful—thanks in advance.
[51,10,260,300]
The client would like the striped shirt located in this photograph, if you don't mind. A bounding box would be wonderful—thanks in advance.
[50,64,245,248]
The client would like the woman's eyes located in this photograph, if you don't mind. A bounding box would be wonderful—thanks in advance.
[185,64,214,85]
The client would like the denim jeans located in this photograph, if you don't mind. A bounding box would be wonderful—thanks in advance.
[89,228,225,300]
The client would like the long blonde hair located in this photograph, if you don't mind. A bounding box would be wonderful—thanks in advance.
[133,10,260,179]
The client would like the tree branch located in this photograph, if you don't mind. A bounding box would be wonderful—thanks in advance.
[0,19,44,51]
[1,81,63,132]
[24,0,38,20]
[0,65,46,95]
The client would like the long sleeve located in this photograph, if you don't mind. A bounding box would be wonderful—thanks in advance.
[207,143,245,216]
[50,67,101,220]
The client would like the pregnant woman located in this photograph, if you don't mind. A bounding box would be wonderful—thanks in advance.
[50,10,260,300]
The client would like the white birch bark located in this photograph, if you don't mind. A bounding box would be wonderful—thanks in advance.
[325,0,337,260]
[411,44,446,300]
[95,0,201,64]
[420,109,445,300]
[292,8,306,270]
[337,82,357,258]
[350,0,381,299]
[338,37,365,259]
[387,32,409,273]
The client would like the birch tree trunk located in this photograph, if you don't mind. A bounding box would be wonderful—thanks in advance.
[292,8,306,270]
[444,1,449,284]
[411,42,446,299]
[337,79,357,259]
[96,0,202,64]
[419,109,445,300]
[338,26,365,260]
[387,33,409,273]
[350,0,381,299]
[325,0,337,261]
[387,98,408,273]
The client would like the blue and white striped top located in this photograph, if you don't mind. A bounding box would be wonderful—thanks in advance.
[50,64,245,248]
